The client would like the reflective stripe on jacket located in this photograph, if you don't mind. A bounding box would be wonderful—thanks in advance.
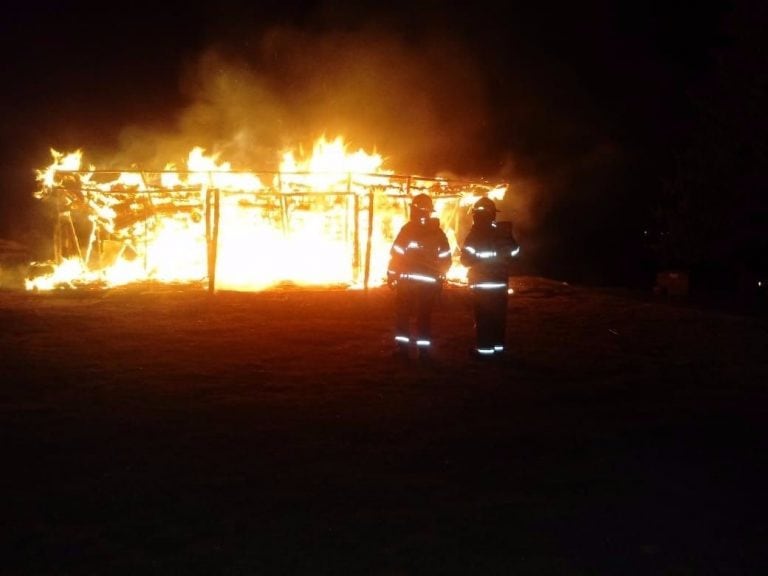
[388,219,451,283]
[460,221,520,285]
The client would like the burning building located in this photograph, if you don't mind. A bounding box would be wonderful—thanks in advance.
[28,137,507,292]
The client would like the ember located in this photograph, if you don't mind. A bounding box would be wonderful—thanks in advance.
[28,137,506,291]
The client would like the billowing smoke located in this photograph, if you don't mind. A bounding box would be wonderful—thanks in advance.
[4,3,695,286]
[27,10,624,279]
[110,26,493,178]
[102,23,564,274]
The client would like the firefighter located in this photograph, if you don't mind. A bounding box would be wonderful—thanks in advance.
[460,197,520,358]
[387,193,452,360]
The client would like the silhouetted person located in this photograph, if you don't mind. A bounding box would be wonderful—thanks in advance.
[460,197,520,358]
[387,193,452,360]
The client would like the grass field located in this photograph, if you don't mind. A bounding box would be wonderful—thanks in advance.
[2,277,767,574]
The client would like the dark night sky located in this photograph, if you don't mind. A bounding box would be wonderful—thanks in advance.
[0,0,757,285]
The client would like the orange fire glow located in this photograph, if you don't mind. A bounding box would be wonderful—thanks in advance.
[27,136,506,291]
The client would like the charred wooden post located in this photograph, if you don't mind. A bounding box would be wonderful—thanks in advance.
[211,188,221,292]
[363,188,375,291]
[84,217,98,270]
[205,186,212,289]
[279,195,289,236]
[277,173,289,236]
[142,183,152,273]
[53,195,63,264]
[205,186,221,293]
[345,174,353,280]
[404,176,412,218]
[345,192,352,265]
[54,211,82,263]
[53,189,64,263]
[353,193,360,281]
[53,219,60,263]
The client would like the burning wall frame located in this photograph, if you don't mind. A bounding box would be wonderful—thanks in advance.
[36,169,506,291]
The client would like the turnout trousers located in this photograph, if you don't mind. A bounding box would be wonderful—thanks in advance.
[394,280,441,350]
[471,285,509,353]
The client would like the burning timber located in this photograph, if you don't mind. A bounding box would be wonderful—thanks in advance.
[29,167,506,292]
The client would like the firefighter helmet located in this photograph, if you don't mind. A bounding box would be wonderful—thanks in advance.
[472,197,497,215]
[411,193,434,213]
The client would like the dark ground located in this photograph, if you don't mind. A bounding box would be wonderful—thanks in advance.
[2,277,767,575]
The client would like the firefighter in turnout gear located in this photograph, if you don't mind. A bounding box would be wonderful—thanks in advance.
[460,197,520,358]
[388,193,452,360]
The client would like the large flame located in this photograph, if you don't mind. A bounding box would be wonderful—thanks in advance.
[27,136,506,291]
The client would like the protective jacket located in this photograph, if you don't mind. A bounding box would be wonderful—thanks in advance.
[460,221,520,288]
[388,218,452,285]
